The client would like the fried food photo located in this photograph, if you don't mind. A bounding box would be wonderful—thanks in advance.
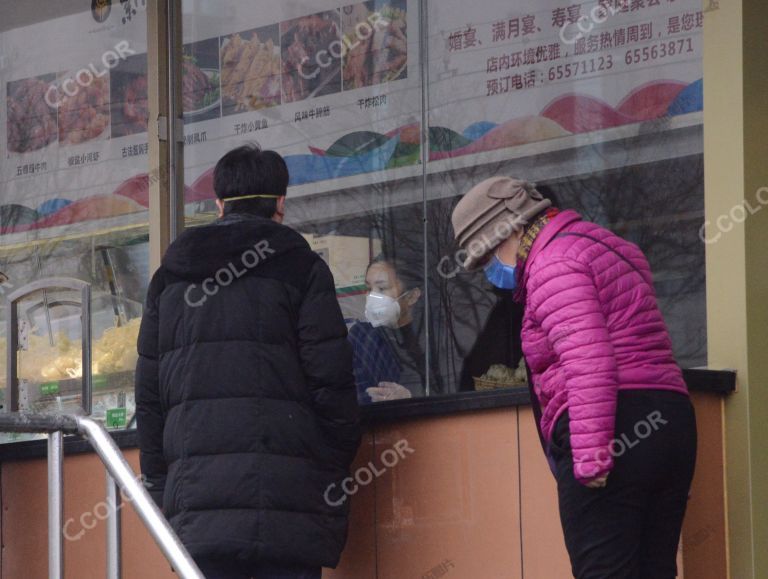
[342,1,408,90]
[7,76,58,153]
[221,30,281,113]
[58,75,110,145]
[281,12,342,103]
[121,75,149,133]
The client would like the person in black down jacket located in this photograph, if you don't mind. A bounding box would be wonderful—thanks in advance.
[135,144,361,579]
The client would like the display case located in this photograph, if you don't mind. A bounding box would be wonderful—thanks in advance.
[2,277,141,444]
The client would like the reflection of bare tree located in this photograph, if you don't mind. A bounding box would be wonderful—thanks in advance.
[427,196,496,387]
[426,129,707,390]
[551,152,707,366]
[290,129,707,392]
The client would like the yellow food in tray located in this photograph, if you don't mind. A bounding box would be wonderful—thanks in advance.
[92,317,141,375]
[474,358,528,391]
[20,333,81,381]
[14,317,141,383]
[479,364,516,384]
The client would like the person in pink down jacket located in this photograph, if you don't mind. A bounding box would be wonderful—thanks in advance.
[452,177,697,579]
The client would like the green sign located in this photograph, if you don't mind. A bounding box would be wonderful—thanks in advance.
[106,408,127,429]
[40,382,60,396]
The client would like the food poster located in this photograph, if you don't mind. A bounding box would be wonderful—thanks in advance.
[0,0,704,243]
[0,4,150,242]
[219,24,281,116]
[110,53,149,139]
[183,38,221,124]
[180,0,420,209]
[0,0,419,242]
[427,0,704,170]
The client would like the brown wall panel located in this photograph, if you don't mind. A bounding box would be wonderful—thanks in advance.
[518,407,573,579]
[372,410,522,579]
[2,457,49,579]
[0,395,727,579]
[3,450,180,579]
[681,392,728,579]
[324,431,377,579]
[3,453,113,579]
[120,452,176,579]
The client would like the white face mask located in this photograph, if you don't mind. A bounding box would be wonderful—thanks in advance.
[364,291,403,328]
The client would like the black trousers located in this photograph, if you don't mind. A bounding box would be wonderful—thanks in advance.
[550,390,697,579]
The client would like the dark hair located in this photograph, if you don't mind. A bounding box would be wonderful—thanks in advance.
[367,256,421,292]
[213,144,290,218]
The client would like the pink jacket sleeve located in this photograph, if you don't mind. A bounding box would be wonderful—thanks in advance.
[528,258,619,484]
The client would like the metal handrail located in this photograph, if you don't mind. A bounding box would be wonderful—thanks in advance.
[0,413,204,579]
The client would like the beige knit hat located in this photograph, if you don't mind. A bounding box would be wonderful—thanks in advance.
[452,177,551,271]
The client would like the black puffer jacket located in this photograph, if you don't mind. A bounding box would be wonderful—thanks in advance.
[135,213,360,569]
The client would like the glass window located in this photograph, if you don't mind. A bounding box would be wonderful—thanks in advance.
[177,0,705,401]
[0,1,150,437]
[426,0,705,393]
[0,0,705,431]
[180,0,427,404]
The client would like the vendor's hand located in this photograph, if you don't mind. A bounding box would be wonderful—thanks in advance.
[585,474,609,489]
[366,382,412,402]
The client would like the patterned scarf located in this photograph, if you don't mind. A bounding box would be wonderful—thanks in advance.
[517,207,560,263]
[511,207,559,303]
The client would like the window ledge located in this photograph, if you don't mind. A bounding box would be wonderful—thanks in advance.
[0,368,735,461]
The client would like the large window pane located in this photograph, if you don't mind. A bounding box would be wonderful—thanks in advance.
[180,0,426,403]
[426,0,705,393]
[0,2,150,438]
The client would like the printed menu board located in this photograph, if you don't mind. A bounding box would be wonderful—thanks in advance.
[179,0,418,203]
[0,3,151,240]
[0,0,418,241]
[0,0,702,242]
[427,0,704,168]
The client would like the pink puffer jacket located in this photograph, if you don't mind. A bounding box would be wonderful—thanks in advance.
[520,210,688,484]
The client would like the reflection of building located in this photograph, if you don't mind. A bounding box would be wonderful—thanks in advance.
[0,1,765,578]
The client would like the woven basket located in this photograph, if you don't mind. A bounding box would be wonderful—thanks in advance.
[473,376,517,391]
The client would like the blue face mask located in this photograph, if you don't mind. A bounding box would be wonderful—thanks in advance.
[484,254,518,290]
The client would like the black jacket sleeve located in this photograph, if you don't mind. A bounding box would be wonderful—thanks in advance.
[297,258,361,468]
[135,271,167,507]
